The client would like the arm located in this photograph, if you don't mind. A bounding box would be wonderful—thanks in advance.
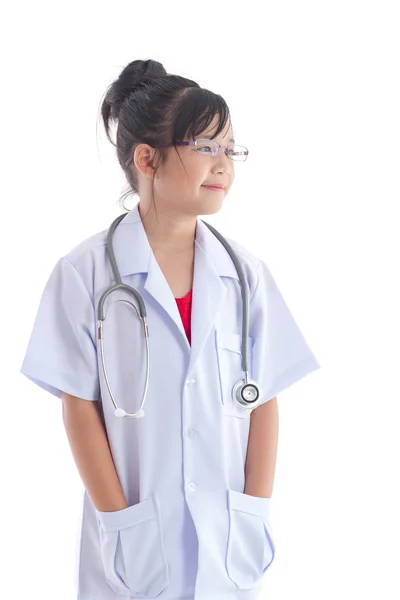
[61,393,129,512]
[244,396,279,498]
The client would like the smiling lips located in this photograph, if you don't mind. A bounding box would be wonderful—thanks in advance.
[202,185,225,190]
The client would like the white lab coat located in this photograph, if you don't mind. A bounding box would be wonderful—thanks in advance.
[20,202,321,599]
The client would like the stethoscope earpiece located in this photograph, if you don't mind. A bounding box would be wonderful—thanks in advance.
[114,407,126,418]
[114,407,145,418]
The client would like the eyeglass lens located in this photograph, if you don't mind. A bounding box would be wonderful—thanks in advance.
[195,139,248,161]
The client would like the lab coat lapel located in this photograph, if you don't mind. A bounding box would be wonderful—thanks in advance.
[144,252,191,347]
[188,236,227,373]
[112,204,190,346]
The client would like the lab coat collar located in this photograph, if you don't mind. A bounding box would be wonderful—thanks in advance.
[111,202,240,367]
[112,201,239,281]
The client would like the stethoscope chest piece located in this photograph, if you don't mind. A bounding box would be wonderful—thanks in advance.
[232,378,263,411]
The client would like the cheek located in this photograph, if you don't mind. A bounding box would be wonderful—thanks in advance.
[174,154,203,183]
[184,152,205,174]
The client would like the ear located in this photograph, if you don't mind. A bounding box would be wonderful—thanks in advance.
[133,144,157,179]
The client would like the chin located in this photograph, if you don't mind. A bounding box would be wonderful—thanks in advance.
[196,199,225,216]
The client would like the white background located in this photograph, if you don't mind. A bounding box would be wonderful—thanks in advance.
[2,1,399,598]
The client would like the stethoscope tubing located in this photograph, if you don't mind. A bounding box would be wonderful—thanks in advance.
[97,212,261,418]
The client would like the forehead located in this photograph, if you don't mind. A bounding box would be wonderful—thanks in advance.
[200,119,234,143]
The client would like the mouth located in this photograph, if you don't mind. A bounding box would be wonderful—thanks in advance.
[201,185,225,191]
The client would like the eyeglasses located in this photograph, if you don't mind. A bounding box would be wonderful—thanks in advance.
[125,138,249,167]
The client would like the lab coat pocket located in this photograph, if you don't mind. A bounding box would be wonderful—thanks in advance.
[226,489,275,589]
[216,331,254,418]
[96,494,169,598]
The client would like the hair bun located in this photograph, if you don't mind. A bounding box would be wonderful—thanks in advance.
[109,59,167,118]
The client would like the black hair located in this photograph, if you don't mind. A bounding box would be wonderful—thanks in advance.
[99,58,232,212]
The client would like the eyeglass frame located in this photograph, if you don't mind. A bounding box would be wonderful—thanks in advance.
[124,138,248,167]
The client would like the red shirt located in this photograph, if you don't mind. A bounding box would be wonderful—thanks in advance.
[175,289,193,345]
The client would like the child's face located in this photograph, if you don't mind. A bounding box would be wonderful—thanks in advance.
[149,114,236,218]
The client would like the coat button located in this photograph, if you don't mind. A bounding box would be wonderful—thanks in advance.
[186,378,196,386]
[188,482,197,491]
[188,427,196,438]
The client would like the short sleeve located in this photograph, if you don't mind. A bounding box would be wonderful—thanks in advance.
[20,256,100,401]
[250,260,321,406]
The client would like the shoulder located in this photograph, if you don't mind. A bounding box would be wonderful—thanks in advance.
[63,228,107,264]
[220,234,273,299]
[56,227,109,300]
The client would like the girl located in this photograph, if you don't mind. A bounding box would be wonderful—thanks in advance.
[20,59,320,600]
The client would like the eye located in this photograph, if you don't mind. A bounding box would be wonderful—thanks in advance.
[196,139,216,155]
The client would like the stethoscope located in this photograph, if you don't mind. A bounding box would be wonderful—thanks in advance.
[97,212,263,418]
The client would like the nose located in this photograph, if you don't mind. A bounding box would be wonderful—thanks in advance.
[213,147,233,174]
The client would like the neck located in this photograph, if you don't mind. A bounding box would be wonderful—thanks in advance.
[138,202,197,252]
